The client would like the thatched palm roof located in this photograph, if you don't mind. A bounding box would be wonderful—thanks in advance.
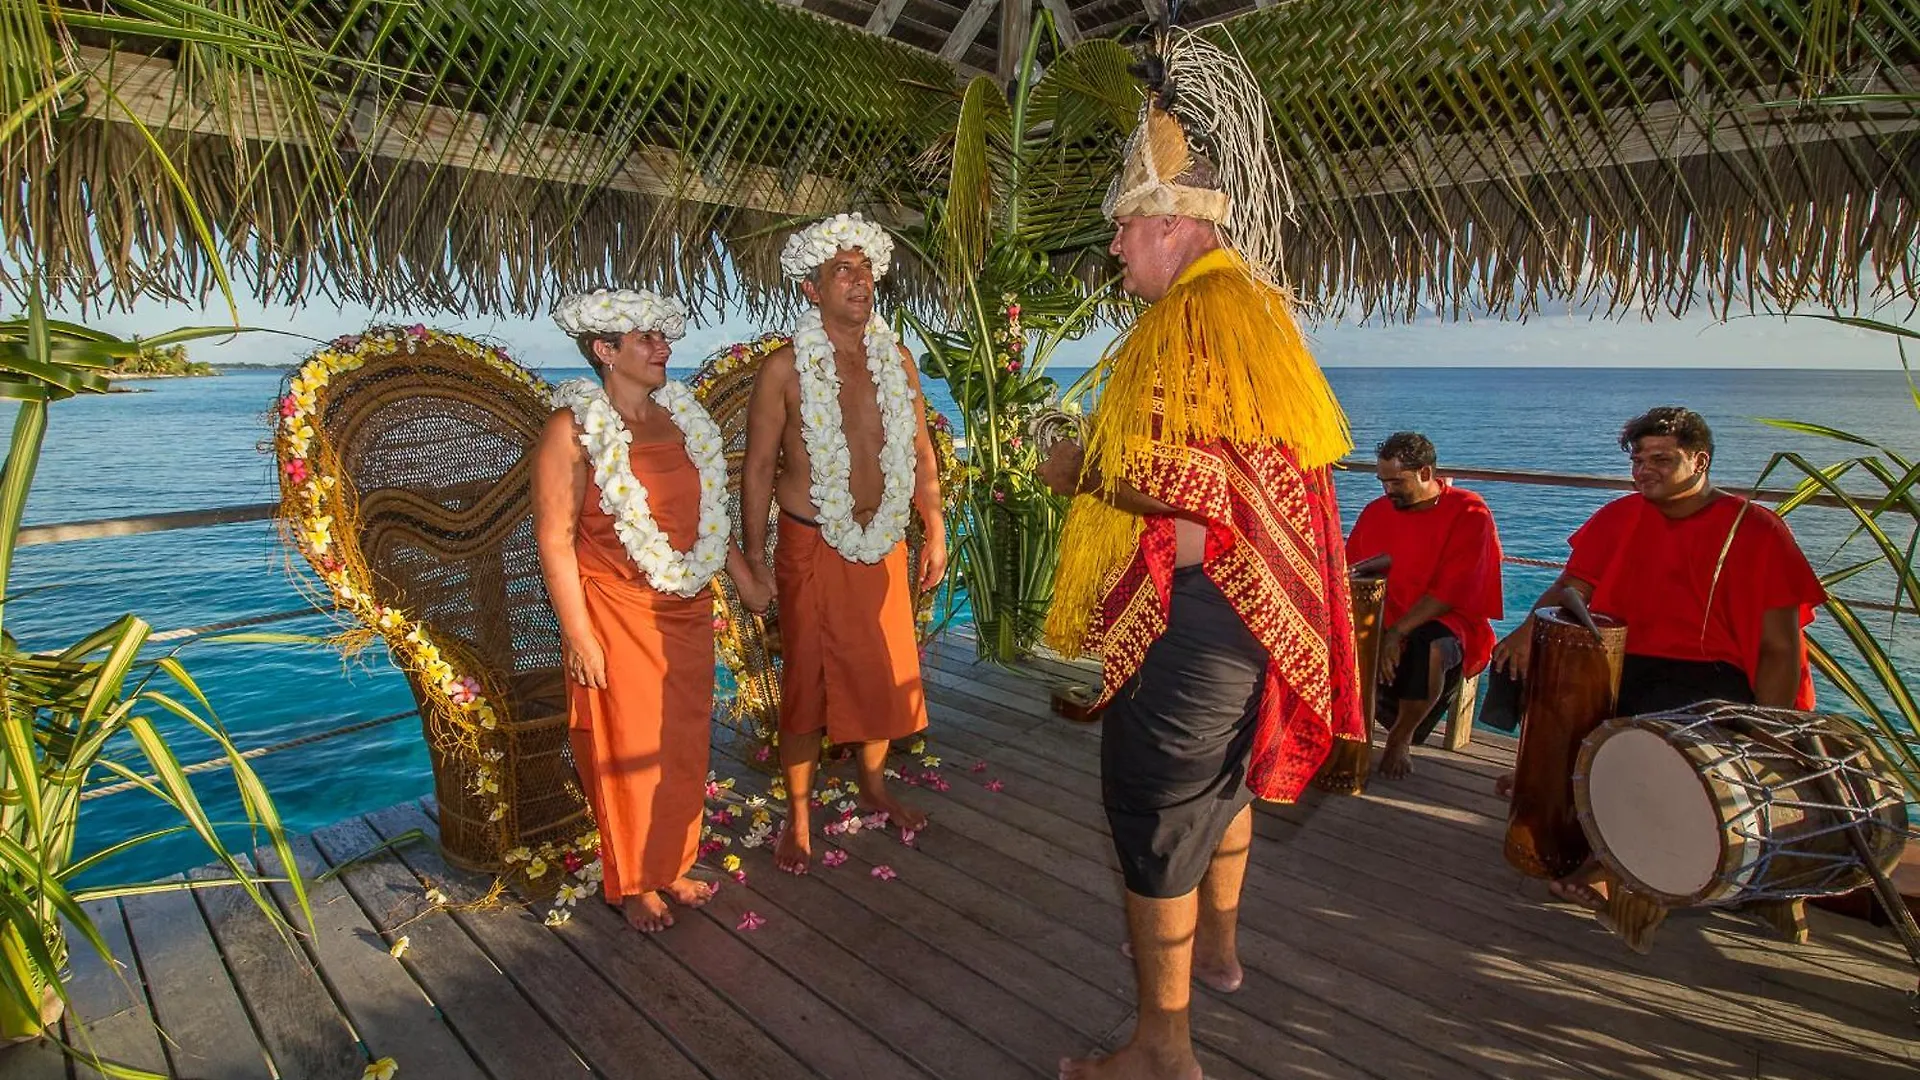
[4,1,1917,323]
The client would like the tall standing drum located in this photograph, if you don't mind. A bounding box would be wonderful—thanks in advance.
[1575,703,1909,905]
[1504,607,1627,879]
[1313,569,1388,793]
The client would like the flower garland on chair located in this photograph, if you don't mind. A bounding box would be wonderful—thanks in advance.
[550,378,731,597]
[791,307,918,564]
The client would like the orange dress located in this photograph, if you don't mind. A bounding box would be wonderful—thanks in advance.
[775,514,928,744]
[568,441,714,902]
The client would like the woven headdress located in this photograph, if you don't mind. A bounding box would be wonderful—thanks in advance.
[1104,20,1294,283]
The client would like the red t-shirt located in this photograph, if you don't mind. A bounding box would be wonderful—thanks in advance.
[1347,483,1505,677]
[1565,494,1827,708]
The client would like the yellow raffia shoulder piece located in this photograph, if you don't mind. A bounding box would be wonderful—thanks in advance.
[1042,248,1352,658]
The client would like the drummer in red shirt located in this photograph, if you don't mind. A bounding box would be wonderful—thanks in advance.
[1491,407,1827,904]
[1347,432,1504,779]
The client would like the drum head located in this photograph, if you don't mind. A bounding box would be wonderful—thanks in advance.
[1583,727,1722,899]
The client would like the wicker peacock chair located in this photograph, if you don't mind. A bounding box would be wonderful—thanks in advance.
[273,328,593,876]
[688,334,962,770]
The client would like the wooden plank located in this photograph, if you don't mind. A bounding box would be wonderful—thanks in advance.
[1038,0,1080,45]
[119,886,268,1079]
[554,897,818,1080]
[309,816,591,1079]
[258,836,486,1080]
[1446,672,1480,749]
[360,805,706,1080]
[64,899,168,1080]
[0,1034,69,1080]
[705,793,1103,1066]
[941,0,1002,63]
[694,863,1047,1079]
[897,698,1814,1080]
[189,861,363,1080]
[867,0,912,34]
[998,0,1033,85]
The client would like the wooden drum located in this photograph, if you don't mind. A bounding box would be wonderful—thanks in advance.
[1575,702,1909,905]
[1504,607,1627,879]
[1313,569,1389,794]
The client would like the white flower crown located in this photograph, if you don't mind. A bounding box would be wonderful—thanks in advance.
[780,213,894,282]
[552,288,688,340]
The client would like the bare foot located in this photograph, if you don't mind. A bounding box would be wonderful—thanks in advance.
[1548,876,1605,912]
[859,786,929,832]
[1118,941,1243,994]
[622,892,673,932]
[1494,771,1515,799]
[663,876,716,908]
[1058,1040,1202,1080]
[1378,742,1413,779]
[775,824,812,874]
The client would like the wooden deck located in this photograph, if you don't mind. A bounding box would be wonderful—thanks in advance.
[10,636,1917,1080]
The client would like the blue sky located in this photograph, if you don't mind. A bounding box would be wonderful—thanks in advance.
[49,288,1920,371]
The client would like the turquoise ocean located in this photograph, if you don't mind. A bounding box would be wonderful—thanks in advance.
[12,364,1918,883]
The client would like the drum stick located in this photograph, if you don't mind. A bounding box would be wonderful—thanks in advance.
[1349,553,1391,577]
[1559,587,1606,644]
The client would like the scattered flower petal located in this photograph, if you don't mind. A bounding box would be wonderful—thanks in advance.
[722,854,742,872]
[424,888,449,906]
[388,935,409,958]
[971,761,988,773]
[870,865,898,881]
[364,1058,399,1080]
[737,911,766,931]
[544,908,571,927]
[822,849,849,868]
[985,780,1005,793]
[899,828,918,846]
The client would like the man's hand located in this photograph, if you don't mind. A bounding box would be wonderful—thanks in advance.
[1038,440,1086,497]
[1378,626,1406,683]
[735,566,772,614]
[918,530,948,593]
[1490,621,1532,678]
[564,632,608,689]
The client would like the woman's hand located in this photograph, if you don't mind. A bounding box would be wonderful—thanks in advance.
[564,632,609,689]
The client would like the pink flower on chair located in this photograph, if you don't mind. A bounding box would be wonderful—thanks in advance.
[284,458,310,484]
[279,395,300,418]
[404,323,429,339]
[448,676,481,705]
[330,334,362,350]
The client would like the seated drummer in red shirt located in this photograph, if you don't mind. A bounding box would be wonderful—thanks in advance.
[1346,432,1504,780]
[1490,407,1827,903]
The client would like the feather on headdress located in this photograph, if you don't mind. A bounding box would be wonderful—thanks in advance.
[1104,22,1294,284]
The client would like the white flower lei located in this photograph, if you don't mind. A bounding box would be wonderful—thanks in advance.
[792,308,917,563]
[780,213,894,281]
[552,378,731,597]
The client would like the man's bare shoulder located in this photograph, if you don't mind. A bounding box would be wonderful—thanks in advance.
[757,342,799,381]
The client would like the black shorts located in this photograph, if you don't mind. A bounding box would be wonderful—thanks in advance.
[1376,620,1464,746]
[1477,653,1753,733]
[1101,566,1268,899]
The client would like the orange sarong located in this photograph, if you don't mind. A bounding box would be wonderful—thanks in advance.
[775,513,928,744]
[568,442,713,903]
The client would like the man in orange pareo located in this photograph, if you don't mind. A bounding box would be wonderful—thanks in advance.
[741,213,948,874]
[533,288,770,933]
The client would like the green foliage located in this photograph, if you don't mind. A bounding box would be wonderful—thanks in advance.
[1756,321,1920,805]
[0,295,309,1066]
[112,342,216,378]
[897,12,1133,662]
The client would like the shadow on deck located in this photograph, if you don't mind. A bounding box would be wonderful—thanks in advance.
[9,636,1916,1079]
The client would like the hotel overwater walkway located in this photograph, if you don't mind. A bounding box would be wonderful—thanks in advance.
[8,635,1914,1080]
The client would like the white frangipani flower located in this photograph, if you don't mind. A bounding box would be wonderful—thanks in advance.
[779,213,894,281]
[550,378,732,596]
[552,289,688,340]
[789,308,918,563]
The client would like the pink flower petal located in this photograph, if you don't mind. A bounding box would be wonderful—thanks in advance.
[985,780,1005,793]
[899,828,917,846]
[737,911,765,931]
[971,761,988,773]
[870,865,897,881]
[731,870,749,885]
[821,849,849,868]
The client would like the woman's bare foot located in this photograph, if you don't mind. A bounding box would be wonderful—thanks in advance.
[663,876,716,908]
[1058,1041,1202,1080]
[775,825,813,874]
[1117,941,1243,993]
[1378,742,1413,779]
[859,786,928,832]
[622,892,673,932]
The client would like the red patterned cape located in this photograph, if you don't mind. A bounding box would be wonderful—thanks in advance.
[1090,439,1366,803]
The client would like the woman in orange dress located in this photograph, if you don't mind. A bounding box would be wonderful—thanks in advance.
[533,288,770,932]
